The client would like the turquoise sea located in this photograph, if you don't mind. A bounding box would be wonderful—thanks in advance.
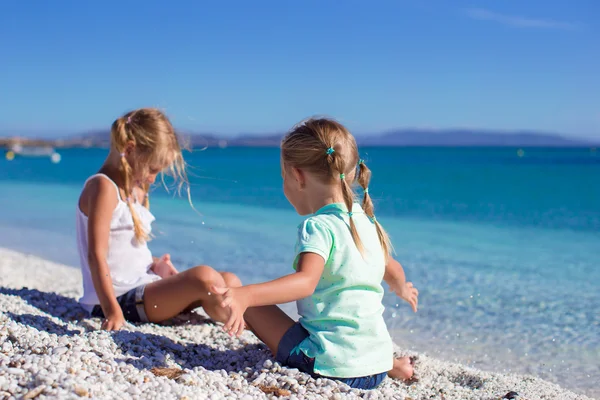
[0,147,598,397]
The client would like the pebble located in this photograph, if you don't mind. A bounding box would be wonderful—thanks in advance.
[178,374,196,386]
[52,346,68,355]
[6,368,25,376]
[127,385,141,395]
[22,385,45,399]
[229,380,242,390]
[252,372,266,385]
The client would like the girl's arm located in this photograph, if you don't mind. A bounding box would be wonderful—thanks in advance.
[85,177,125,330]
[384,257,419,312]
[384,257,407,287]
[211,252,325,336]
[235,252,324,306]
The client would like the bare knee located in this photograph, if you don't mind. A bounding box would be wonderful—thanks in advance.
[186,265,221,286]
[220,272,242,288]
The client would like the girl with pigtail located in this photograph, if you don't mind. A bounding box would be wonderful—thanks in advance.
[76,108,241,331]
[212,118,419,389]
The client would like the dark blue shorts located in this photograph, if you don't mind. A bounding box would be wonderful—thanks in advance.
[275,322,387,390]
[91,285,149,323]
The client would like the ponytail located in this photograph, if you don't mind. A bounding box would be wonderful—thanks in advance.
[357,159,393,260]
[112,114,149,243]
[326,146,365,255]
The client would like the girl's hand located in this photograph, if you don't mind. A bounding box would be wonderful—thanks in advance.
[151,254,178,278]
[210,285,249,337]
[390,281,419,312]
[101,308,126,331]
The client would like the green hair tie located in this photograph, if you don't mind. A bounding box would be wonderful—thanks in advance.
[364,187,369,194]
[340,173,345,180]
[358,159,365,165]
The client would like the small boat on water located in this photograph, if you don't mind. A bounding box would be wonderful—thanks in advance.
[5,143,61,163]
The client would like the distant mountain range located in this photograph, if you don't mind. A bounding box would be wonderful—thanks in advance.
[1,128,597,148]
[356,129,597,147]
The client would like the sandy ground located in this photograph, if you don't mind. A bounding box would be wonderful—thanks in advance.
[0,248,594,400]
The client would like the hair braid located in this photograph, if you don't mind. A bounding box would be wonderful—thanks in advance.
[327,144,365,255]
[112,114,149,243]
[357,160,392,259]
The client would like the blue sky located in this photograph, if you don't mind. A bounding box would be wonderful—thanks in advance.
[0,0,598,138]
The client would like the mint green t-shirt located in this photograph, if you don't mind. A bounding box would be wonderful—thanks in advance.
[293,203,393,378]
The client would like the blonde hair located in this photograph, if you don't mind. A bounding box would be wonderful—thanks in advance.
[110,108,187,242]
[281,118,392,259]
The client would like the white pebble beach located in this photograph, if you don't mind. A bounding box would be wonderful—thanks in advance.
[0,248,593,400]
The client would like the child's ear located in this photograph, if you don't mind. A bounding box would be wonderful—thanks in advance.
[124,141,136,156]
[291,167,306,188]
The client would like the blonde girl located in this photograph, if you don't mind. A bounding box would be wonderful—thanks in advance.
[76,108,240,330]
[213,118,418,389]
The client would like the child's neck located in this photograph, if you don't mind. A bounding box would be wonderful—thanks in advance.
[98,153,126,188]
[304,186,346,214]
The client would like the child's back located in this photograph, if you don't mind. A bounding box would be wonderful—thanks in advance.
[295,203,393,377]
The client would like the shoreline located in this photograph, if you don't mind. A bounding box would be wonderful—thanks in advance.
[0,247,594,399]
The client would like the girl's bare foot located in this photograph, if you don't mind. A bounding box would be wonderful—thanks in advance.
[388,356,414,381]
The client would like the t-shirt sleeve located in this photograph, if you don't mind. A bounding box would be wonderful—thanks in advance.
[293,219,333,268]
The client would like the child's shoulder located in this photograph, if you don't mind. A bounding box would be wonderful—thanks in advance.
[295,213,342,247]
[79,174,121,216]
[300,206,358,229]
[294,215,335,261]
[83,174,119,199]
[85,173,113,189]
[297,213,335,231]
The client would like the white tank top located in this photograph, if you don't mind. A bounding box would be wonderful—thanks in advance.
[76,173,161,312]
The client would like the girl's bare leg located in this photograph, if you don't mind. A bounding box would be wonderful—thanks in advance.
[143,266,241,323]
[388,356,414,380]
[243,306,295,356]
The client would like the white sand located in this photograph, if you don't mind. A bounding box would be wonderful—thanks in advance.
[0,248,594,400]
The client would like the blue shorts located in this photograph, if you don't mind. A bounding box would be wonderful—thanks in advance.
[91,285,149,323]
[275,322,387,390]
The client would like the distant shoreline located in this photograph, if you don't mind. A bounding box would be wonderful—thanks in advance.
[2,127,598,149]
[1,138,598,150]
